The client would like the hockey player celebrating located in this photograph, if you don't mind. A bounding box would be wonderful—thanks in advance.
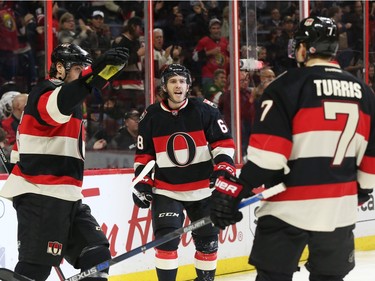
[133,64,235,281]
[210,16,375,281]
[0,43,129,280]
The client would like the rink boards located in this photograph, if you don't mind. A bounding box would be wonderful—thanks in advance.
[0,171,374,281]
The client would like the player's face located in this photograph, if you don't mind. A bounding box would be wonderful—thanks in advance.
[295,43,307,67]
[166,75,189,108]
[65,65,84,83]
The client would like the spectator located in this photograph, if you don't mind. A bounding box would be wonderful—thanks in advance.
[58,12,98,55]
[16,13,38,90]
[329,5,352,69]
[153,28,174,86]
[1,93,28,146]
[0,1,19,83]
[345,1,363,56]
[257,46,268,65]
[368,63,375,93]
[192,18,229,88]
[185,1,209,45]
[163,11,192,50]
[25,12,58,80]
[253,67,275,101]
[203,68,227,106]
[89,10,111,59]
[262,8,282,32]
[263,28,279,69]
[111,16,145,113]
[221,6,230,39]
[90,0,126,38]
[238,70,256,156]
[274,15,297,75]
[108,109,139,150]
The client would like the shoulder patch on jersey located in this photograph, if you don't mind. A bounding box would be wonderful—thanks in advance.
[139,110,147,121]
[203,98,217,108]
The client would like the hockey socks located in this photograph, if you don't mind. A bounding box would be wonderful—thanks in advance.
[155,249,178,281]
[194,251,217,281]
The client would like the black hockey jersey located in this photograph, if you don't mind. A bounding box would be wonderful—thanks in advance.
[240,62,375,231]
[134,98,235,201]
[0,77,90,201]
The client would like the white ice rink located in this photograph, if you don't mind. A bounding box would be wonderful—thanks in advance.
[215,250,375,281]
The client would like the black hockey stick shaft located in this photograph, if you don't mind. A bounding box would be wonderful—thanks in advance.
[64,183,286,281]
[0,148,66,281]
[0,268,34,281]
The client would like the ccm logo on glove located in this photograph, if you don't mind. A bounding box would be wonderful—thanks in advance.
[215,163,235,175]
[214,176,243,197]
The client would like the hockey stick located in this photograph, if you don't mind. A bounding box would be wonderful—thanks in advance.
[131,160,155,203]
[0,148,66,281]
[64,182,286,281]
[0,268,34,281]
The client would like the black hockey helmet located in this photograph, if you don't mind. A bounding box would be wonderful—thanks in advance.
[290,16,338,58]
[160,64,192,87]
[49,43,92,77]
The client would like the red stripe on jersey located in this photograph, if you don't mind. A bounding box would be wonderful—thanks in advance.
[154,178,209,191]
[210,138,235,149]
[155,249,178,259]
[359,155,375,174]
[266,181,357,201]
[20,115,82,138]
[249,134,292,159]
[153,130,208,152]
[37,91,61,126]
[293,106,370,140]
[12,165,82,186]
[195,251,217,261]
[134,154,154,166]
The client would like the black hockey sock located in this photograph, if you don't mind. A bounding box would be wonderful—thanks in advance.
[156,268,178,281]
[195,268,216,281]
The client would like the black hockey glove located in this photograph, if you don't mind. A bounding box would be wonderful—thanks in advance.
[210,175,250,229]
[133,176,153,209]
[83,47,129,89]
[209,162,236,189]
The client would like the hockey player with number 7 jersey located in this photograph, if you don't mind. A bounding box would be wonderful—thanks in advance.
[210,16,375,281]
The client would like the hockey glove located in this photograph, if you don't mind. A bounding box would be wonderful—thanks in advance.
[133,176,153,209]
[209,162,236,189]
[82,47,129,89]
[210,175,250,229]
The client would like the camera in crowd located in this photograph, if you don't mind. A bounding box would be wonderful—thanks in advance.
[239,58,263,71]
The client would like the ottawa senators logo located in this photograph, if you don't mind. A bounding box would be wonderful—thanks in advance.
[47,241,63,256]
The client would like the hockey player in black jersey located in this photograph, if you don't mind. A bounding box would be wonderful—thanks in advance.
[133,64,236,281]
[0,43,129,280]
[210,17,375,281]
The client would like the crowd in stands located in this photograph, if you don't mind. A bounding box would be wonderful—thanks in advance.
[0,0,373,169]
